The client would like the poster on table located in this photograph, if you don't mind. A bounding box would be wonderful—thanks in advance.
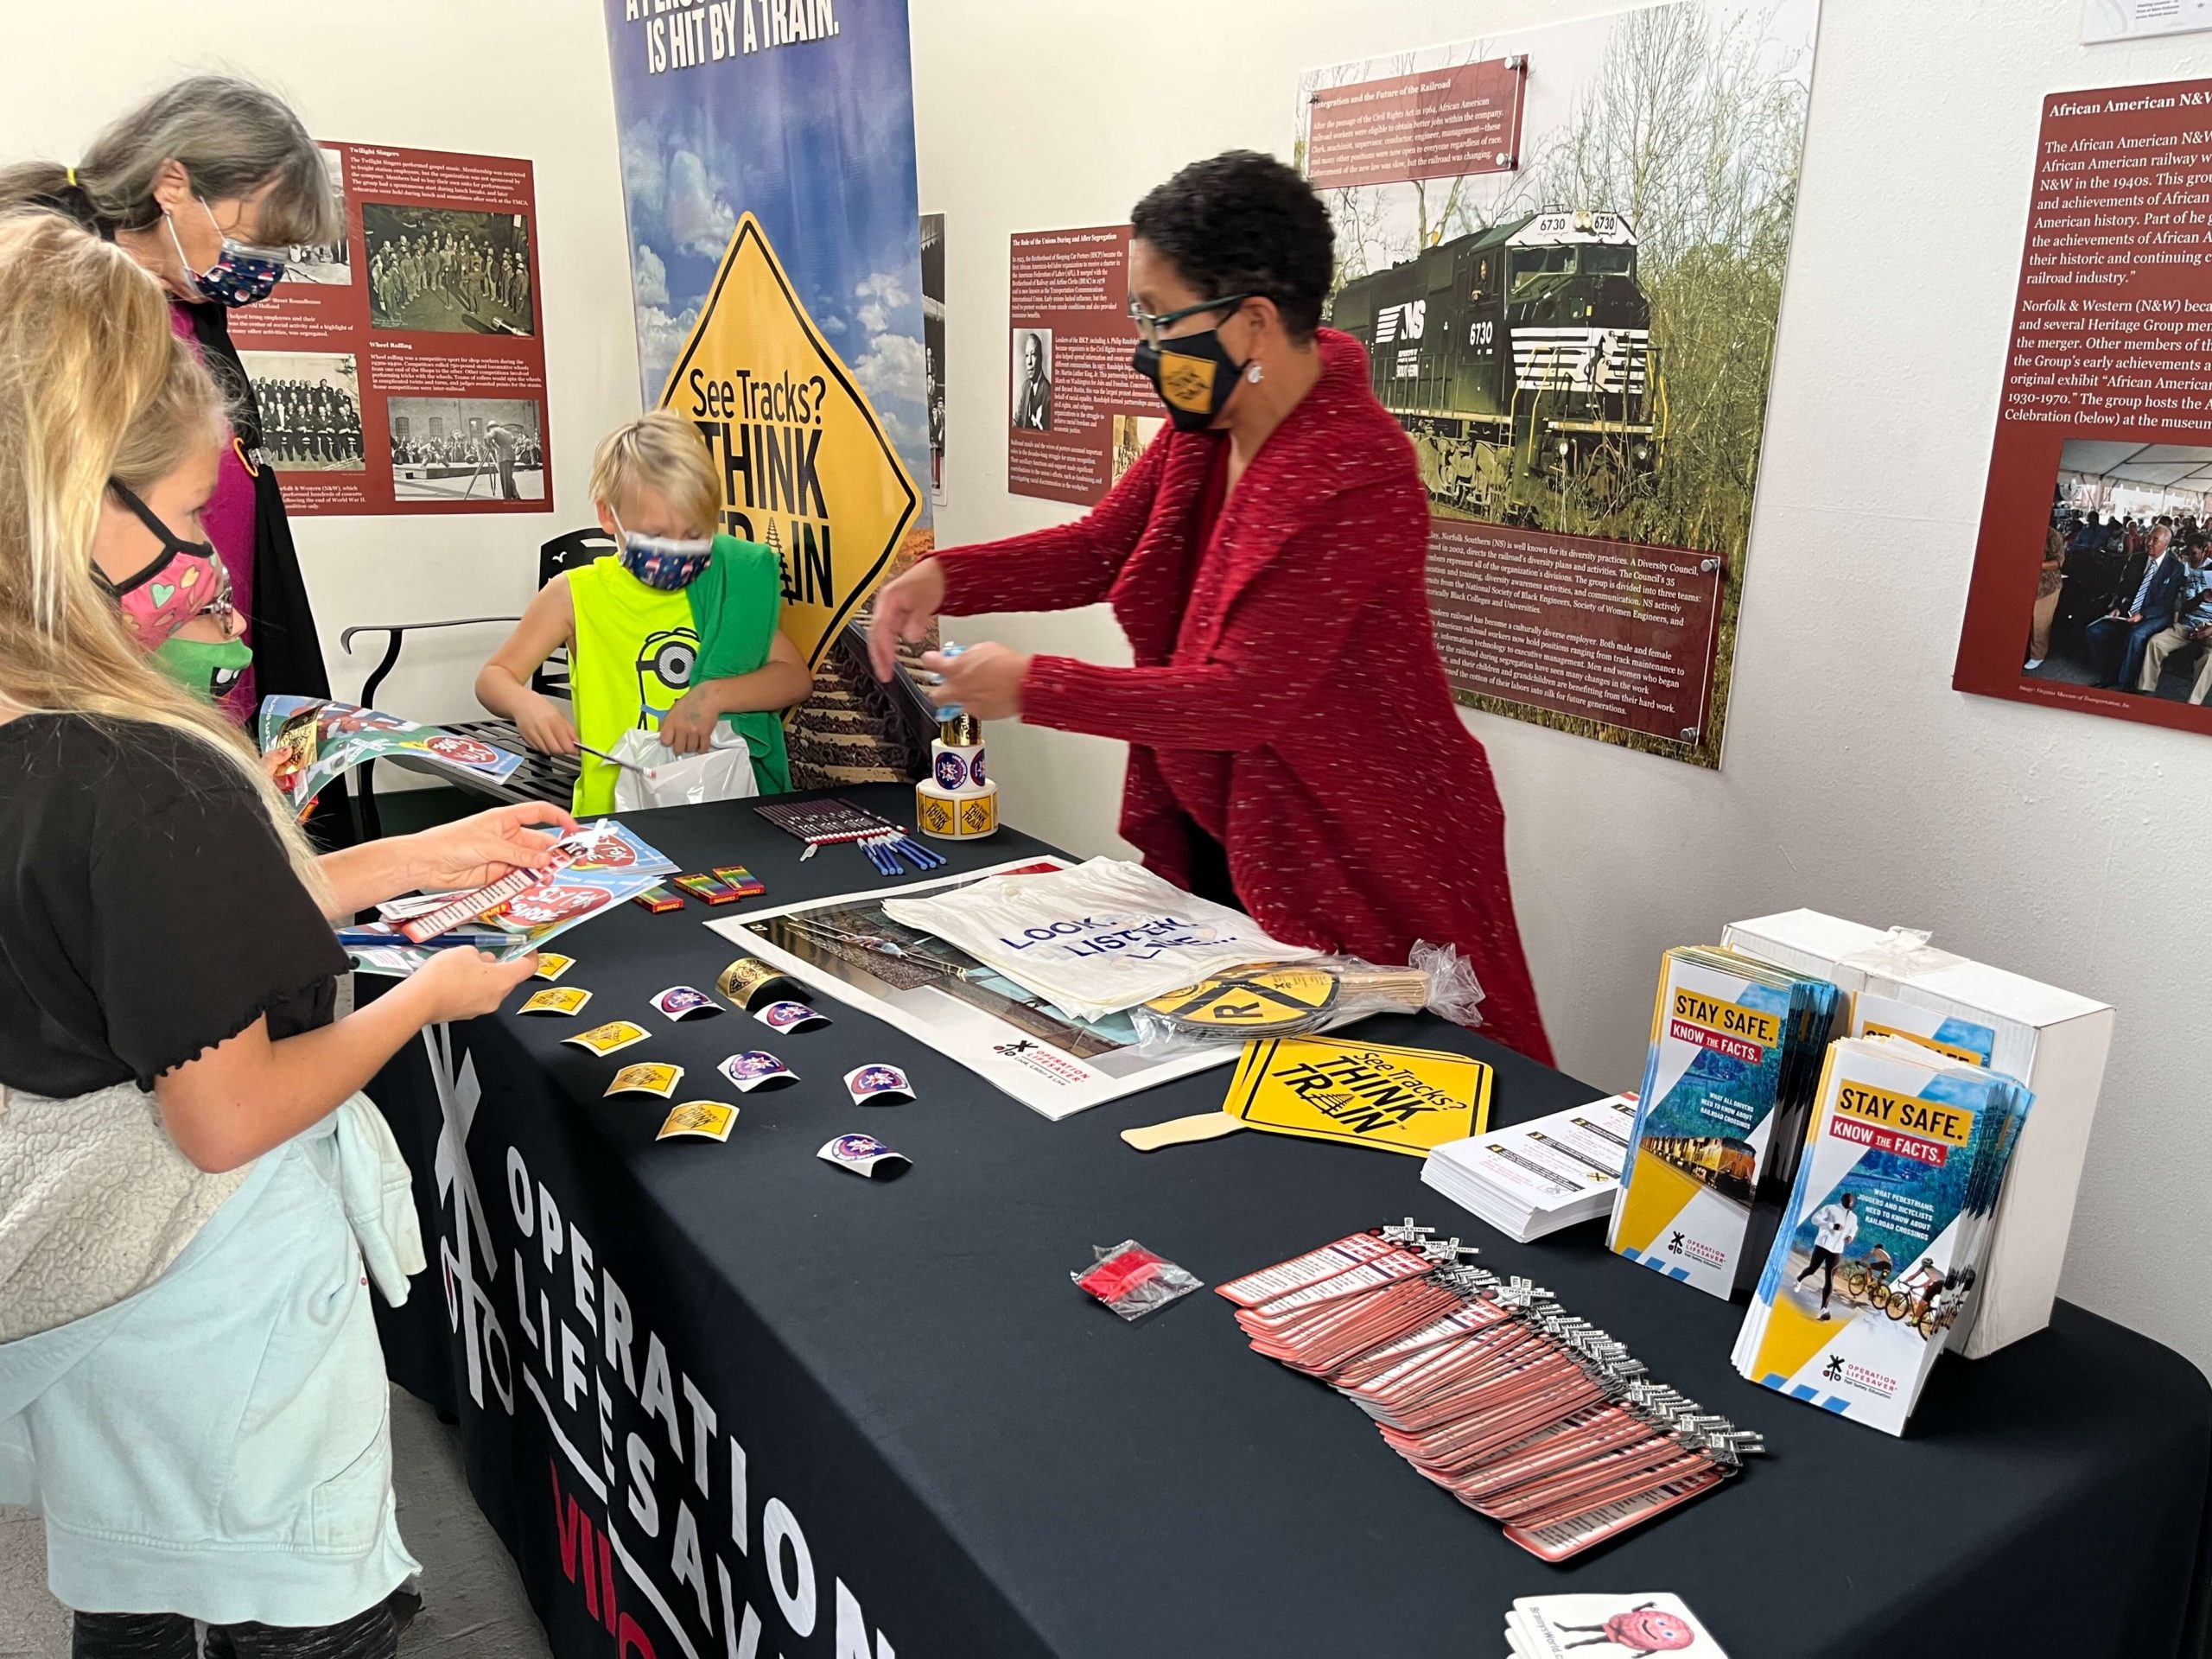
[1294,3,1819,768]
[1953,76,2212,739]
[709,857,1247,1119]
[922,212,946,506]
[601,0,931,681]
[226,142,550,516]
[1004,224,1166,505]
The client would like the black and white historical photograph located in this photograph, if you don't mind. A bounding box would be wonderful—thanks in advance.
[364,203,535,334]
[274,148,351,284]
[238,351,364,471]
[1009,327,1052,432]
[387,396,544,501]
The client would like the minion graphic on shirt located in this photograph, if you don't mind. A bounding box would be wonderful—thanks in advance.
[636,626,699,726]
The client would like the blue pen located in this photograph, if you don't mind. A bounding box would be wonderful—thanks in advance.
[893,832,944,869]
[337,927,510,952]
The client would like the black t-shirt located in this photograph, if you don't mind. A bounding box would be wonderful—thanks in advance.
[0,714,346,1096]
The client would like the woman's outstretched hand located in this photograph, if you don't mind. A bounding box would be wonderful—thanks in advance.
[918,642,1031,721]
[868,558,946,681]
[405,802,577,893]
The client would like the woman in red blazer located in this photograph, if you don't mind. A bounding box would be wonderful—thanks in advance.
[870,152,1551,1065]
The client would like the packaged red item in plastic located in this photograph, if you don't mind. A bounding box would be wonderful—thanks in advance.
[1073,1241,1203,1322]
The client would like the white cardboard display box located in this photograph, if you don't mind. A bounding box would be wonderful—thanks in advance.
[1721,909,2113,1360]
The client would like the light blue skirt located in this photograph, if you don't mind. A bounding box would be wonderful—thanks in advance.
[0,1115,420,1625]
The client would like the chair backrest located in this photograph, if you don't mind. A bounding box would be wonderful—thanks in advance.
[531,526,618,697]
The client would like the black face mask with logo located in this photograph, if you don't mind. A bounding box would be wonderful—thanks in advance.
[1130,326,1249,433]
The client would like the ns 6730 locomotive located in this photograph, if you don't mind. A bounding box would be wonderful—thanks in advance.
[1328,207,1666,516]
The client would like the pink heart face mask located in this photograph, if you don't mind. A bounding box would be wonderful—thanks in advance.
[97,482,234,652]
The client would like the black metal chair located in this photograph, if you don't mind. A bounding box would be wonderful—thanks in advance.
[338,526,612,836]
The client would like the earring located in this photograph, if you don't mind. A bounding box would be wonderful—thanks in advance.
[1246,361,1265,385]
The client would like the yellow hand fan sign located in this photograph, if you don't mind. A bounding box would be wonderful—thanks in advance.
[1123,1036,1492,1156]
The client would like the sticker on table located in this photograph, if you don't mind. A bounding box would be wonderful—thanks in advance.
[844,1064,914,1105]
[658,1102,738,1143]
[755,1000,830,1034]
[606,1062,684,1098]
[564,1020,649,1057]
[716,956,796,1010]
[717,1051,798,1092]
[519,986,591,1017]
[817,1133,911,1180]
[651,984,721,1021]
[532,953,576,982]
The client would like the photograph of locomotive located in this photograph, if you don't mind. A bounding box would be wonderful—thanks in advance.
[1331,206,1662,523]
[1298,0,1816,768]
[1639,1131,1757,1204]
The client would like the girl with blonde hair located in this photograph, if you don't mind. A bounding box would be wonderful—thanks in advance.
[1,72,344,746]
[0,213,570,1659]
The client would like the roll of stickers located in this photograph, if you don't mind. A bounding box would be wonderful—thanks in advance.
[915,777,999,840]
[931,740,988,795]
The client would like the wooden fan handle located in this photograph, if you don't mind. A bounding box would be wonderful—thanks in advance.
[1119,1113,1249,1152]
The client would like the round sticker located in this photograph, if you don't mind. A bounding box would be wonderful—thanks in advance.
[970,751,987,785]
[717,957,793,1008]
[1141,967,1342,1034]
[935,751,968,791]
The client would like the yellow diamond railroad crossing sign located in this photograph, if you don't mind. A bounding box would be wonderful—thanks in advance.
[661,212,920,668]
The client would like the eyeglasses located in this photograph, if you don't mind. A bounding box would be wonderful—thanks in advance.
[1126,291,1255,347]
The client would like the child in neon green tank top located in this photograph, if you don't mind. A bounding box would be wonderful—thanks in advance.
[474,411,811,813]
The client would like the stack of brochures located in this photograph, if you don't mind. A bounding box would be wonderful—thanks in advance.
[1724,906,2113,1360]
[1421,1094,1637,1242]
[340,820,677,976]
[1732,1036,2034,1434]
[1507,1592,1728,1658]
[1607,947,1844,1300]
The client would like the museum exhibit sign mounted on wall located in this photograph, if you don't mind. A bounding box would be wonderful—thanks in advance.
[1295,3,1821,768]
[228,141,550,517]
[1954,75,2212,742]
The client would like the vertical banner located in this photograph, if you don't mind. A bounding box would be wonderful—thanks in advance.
[1297,3,1819,767]
[1953,77,2212,739]
[922,212,946,508]
[229,141,550,516]
[1005,225,1161,505]
[602,0,930,694]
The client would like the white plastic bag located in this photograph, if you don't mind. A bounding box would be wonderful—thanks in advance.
[1128,940,1487,1058]
[610,725,760,810]
[880,857,1319,1022]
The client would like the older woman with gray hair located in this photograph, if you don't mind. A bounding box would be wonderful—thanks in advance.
[0,75,344,777]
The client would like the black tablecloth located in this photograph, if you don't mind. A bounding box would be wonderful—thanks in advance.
[371,788,2212,1659]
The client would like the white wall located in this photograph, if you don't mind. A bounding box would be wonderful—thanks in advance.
[913,0,2212,1373]
[2,1,642,732]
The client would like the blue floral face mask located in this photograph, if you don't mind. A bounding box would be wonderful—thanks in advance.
[612,511,713,590]
[166,198,283,307]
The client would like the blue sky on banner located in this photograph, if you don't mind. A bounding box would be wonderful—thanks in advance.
[602,0,931,505]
